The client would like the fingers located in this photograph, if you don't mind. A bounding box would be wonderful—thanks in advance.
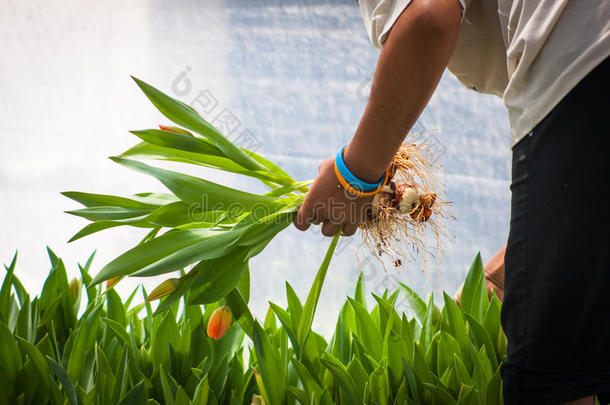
[294,196,327,231]
[295,156,367,236]
[296,206,360,237]
[342,222,358,237]
[295,196,364,237]
[321,220,342,237]
[294,158,335,231]
[342,201,367,237]
[294,190,316,230]
[294,202,314,231]
[296,199,363,236]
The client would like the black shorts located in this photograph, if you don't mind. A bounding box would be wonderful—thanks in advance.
[501,57,610,405]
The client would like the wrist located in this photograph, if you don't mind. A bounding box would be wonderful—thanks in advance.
[335,145,389,197]
[342,143,387,183]
[484,265,504,289]
[483,245,506,289]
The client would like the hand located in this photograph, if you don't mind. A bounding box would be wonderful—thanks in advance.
[453,276,504,306]
[454,245,506,305]
[293,158,373,237]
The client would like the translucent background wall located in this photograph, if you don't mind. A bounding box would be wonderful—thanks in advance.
[0,0,510,335]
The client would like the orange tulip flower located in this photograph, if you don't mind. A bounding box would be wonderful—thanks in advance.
[207,306,232,340]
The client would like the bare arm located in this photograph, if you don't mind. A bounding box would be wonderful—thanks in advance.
[455,244,506,304]
[484,244,505,298]
[344,0,463,182]
[294,0,463,235]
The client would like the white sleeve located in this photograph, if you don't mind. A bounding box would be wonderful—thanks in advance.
[358,0,467,49]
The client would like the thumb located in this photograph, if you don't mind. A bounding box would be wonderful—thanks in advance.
[294,197,314,231]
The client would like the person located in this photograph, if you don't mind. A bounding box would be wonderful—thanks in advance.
[293,0,610,403]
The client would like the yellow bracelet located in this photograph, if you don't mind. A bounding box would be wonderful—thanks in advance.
[334,162,390,197]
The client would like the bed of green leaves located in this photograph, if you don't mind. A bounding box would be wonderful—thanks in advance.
[6,77,509,404]
[1,239,506,404]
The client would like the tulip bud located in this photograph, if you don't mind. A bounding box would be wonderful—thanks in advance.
[69,278,79,301]
[146,278,180,302]
[251,394,265,405]
[251,367,266,405]
[106,276,122,290]
[158,125,193,136]
[207,306,232,340]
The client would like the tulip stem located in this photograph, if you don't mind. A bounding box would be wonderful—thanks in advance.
[296,229,342,357]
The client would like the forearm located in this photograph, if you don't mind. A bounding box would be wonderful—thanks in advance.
[454,244,506,304]
[344,0,462,181]
[484,244,506,290]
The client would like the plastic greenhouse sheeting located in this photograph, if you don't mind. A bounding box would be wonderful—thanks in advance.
[0,0,510,334]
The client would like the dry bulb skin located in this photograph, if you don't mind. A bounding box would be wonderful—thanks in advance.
[359,138,453,268]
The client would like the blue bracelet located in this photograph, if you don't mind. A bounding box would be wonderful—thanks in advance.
[335,145,385,192]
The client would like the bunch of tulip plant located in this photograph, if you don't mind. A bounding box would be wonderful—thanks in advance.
[63,77,448,308]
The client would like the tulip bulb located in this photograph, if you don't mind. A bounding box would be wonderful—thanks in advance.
[395,184,419,214]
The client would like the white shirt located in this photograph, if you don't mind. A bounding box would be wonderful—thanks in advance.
[358,0,610,147]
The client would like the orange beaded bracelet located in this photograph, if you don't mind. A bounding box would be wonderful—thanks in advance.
[334,162,390,197]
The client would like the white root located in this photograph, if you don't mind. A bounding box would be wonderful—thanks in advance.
[380,185,393,194]
[372,191,392,218]
[360,139,454,270]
